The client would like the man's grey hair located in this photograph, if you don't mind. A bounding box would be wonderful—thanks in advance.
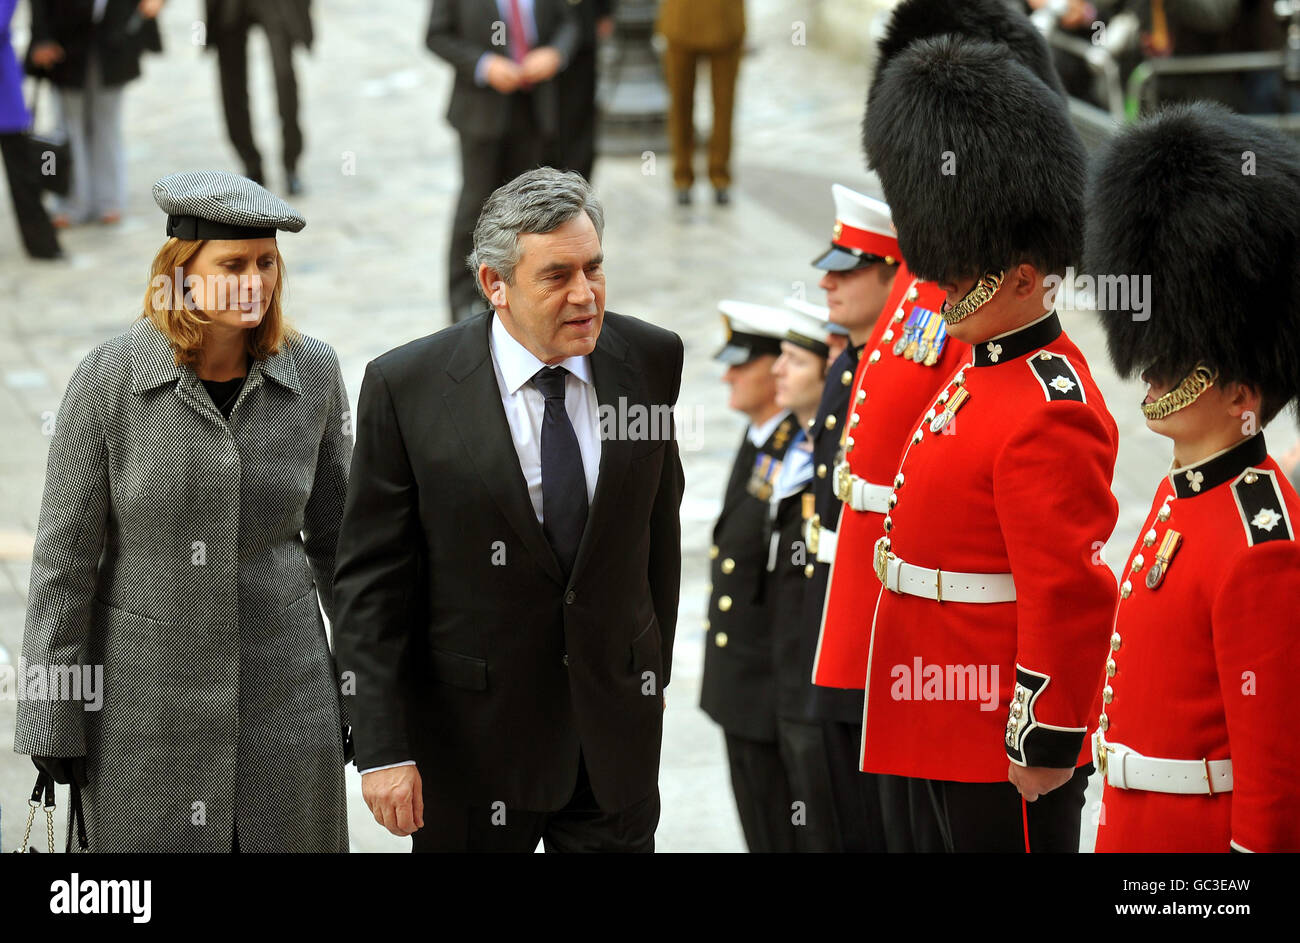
[467,168,605,299]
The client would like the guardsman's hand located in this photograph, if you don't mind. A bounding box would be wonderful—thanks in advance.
[362,765,424,837]
[1008,763,1073,802]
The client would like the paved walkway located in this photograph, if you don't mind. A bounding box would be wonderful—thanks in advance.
[1,0,1295,852]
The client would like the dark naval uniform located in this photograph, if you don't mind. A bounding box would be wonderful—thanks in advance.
[700,414,797,852]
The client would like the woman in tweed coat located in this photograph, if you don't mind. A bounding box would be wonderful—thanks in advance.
[14,171,350,852]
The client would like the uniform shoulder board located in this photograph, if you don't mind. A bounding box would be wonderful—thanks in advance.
[1026,351,1086,403]
[1231,468,1295,545]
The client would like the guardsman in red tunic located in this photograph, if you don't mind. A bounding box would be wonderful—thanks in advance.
[857,35,1120,852]
[1083,102,1300,853]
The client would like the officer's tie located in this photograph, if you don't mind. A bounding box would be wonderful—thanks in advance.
[531,366,588,574]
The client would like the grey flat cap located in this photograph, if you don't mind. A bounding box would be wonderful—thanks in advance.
[153,170,306,240]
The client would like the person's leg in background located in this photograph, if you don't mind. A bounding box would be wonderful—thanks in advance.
[84,61,125,223]
[0,133,62,257]
[52,82,89,225]
[215,16,263,182]
[262,19,303,190]
[661,40,697,202]
[707,43,741,203]
[724,730,797,852]
[776,717,842,851]
[448,130,506,323]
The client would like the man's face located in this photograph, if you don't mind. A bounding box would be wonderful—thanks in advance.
[491,213,605,365]
[820,262,897,333]
[772,342,826,417]
[1139,369,1259,441]
[722,354,778,417]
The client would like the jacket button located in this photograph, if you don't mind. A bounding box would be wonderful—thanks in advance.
[841,370,853,386]
[709,544,719,559]
[804,564,815,578]
[715,632,728,648]
[721,558,735,574]
[718,595,732,612]
[824,414,837,431]
[1106,658,1116,677]
[1110,631,1121,652]
[565,591,576,605]
[817,464,827,479]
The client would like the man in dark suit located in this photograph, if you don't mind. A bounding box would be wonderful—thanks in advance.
[334,168,684,853]
[549,0,613,180]
[426,0,580,323]
[204,0,314,193]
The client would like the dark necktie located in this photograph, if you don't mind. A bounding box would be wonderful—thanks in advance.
[531,367,588,574]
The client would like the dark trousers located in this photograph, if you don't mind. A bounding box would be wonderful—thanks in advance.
[724,730,795,852]
[822,718,923,853]
[661,41,741,189]
[777,717,841,852]
[447,94,549,323]
[0,133,61,258]
[908,764,1092,853]
[215,13,302,179]
[412,752,658,852]
[551,44,598,180]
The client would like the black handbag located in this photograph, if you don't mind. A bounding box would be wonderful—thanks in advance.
[23,78,72,197]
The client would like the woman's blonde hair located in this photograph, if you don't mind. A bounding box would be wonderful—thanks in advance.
[139,237,297,367]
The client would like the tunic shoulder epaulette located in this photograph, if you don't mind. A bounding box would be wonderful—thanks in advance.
[1231,468,1295,545]
[1025,351,1085,403]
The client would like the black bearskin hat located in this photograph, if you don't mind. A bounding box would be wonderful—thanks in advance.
[1084,101,1300,419]
[863,35,1086,286]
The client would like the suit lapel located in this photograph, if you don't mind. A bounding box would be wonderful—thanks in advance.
[443,316,566,587]
[569,323,634,583]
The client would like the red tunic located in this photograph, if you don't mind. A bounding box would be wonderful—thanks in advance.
[860,312,1120,782]
[812,269,970,688]
[1093,435,1300,852]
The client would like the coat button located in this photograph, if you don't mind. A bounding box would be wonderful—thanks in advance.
[1103,684,1113,704]
[804,564,815,578]
[715,631,729,648]
[817,464,827,479]
[709,544,719,559]
[1143,528,1157,547]
[1120,580,1132,599]
[718,595,732,612]
[703,618,710,630]
[856,389,866,403]
[565,590,576,605]
[1106,657,1116,677]
[1157,506,1171,522]
[721,558,735,574]
[1099,713,1110,731]
[841,370,853,386]
[1110,631,1121,652]
[1130,554,1144,572]
[868,350,881,364]
[824,414,837,430]
[850,414,860,428]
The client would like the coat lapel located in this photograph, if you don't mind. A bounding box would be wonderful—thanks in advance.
[569,323,634,582]
[442,316,566,587]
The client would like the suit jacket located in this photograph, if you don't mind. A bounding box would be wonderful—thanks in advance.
[25,0,162,88]
[656,0,744,51]
[333,311,684,812]
[425,0,581,140]
[699,416,793,741]
[14,318,350,851]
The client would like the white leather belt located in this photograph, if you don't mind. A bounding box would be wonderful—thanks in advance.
[832,462,891,513]
[872,537,1016,604]
[1094,732,1233,795]
[803,516,837,564]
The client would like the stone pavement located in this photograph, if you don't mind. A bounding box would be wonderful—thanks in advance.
[1,0,1296,853]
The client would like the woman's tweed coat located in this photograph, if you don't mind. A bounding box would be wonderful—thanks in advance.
[15,316,351,852]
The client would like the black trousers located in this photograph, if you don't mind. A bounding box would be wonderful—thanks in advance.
[908,764,1092,853]
[724,730,796,852]
[822,718,932,853]
[447,94,549,323]
[412,752,658,853]
[215,12,302,178]
[0,133,61,258]
[777,718,843,852]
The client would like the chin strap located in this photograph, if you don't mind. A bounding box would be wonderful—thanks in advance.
[1142,364,1218,420]
[940,271,1004,326]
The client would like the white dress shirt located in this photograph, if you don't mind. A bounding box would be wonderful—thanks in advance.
[358,313,602,775]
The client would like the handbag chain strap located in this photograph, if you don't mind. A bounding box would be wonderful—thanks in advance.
[17,772,56,853]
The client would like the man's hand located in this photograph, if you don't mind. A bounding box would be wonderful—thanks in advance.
[29,42,65,69]
[362,765,424,837]
[483,54,523,94]
[1008,763,1074,802]
[138,0,165,18]
[520,47,562,84]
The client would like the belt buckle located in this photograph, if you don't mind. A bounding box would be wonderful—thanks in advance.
[874,538,893,587]
[807,514,821,556]
[834,463,852,504]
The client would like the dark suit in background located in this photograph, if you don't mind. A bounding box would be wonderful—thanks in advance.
[205,0,313,185]
[333,310,684,852]
[550,0,610,180]
[426,0,580,322]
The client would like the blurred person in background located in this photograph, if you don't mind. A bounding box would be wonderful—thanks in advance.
[24,0,163,227]
[549,0,613,181]
[204,0,314,194]
[1,0,61,257]
[426,0,580,323]
[656,0,744,206]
